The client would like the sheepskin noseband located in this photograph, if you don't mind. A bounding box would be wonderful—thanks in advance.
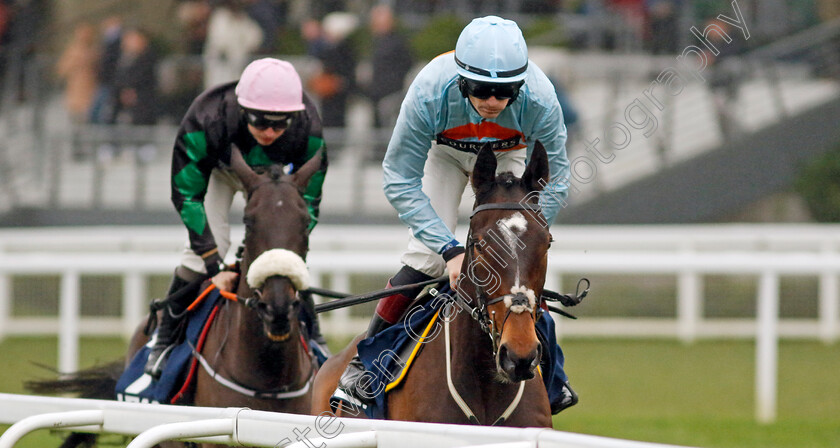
[246,249,310,291]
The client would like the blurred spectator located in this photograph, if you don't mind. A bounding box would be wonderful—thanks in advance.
[176,0,211,55]
[158,61,204,124]
[56,22,99,124]
[606,0,646,51]
[519,0,561,14]
[301,18,328,59]
[706,21,745,139]
[0,1,10,84]
[247,0,287,53]
[818,0,840,21]
[367,4,413,130]
[113,27,158,126]
[647,0,681,54]
[89,15,123,124]
[203,0,262,88]
[308,11,357,128]
[309,0,347,20]
[3,0,49,102]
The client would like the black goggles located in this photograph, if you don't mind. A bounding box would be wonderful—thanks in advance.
[463,79,523,100]
[243,109,296,131]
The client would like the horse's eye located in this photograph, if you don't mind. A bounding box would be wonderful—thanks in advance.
[473,238,484,253]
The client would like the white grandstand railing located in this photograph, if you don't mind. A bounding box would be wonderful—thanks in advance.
[0,393,695,448]
[2,224,840,423]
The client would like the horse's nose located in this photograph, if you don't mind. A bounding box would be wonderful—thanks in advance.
[498,342,541,382]
[258,301,293,338]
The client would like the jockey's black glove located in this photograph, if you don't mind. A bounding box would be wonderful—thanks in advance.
[202,250,225,277]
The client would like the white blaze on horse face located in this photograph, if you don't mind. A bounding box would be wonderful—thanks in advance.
[497,212,528,285]
[276,200,283,208]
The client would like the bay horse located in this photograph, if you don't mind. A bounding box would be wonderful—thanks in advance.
[312,142,554,427]
[29,147,323,447]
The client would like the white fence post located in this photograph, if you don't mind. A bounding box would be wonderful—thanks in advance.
[59,270,81,374]
[756,270,779,424]
[123,272,146,339]
[677,271,701,344]
[818,271,839,345]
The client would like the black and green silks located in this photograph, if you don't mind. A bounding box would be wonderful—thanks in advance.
[170,81,328,256]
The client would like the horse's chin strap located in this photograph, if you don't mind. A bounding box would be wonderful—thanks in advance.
[444,311,525,426]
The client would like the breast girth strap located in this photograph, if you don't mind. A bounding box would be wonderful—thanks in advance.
[443,314,525,425]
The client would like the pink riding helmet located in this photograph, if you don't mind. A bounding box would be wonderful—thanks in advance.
[235,58,306,112]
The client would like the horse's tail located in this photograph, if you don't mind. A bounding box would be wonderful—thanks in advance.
[57,432,98,448]
[24,361,124,448]
[25,360,124,399]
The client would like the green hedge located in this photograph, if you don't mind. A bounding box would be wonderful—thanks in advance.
[795,144,840,222]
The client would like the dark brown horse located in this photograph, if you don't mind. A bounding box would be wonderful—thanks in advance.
[313,142,554,427]
[29,147,323,447]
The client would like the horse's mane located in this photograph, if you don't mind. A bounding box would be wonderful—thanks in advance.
[474,171,529,204]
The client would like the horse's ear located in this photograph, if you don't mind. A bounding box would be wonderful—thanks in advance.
[522,140,550,192]
[471,143,497,192]
[291,149,324,190]
[230,146,262,191]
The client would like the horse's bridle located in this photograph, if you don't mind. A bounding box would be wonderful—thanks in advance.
[453,201,546,356]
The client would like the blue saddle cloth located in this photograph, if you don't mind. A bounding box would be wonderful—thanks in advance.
[355,284,569,419]
[116,289,222,404]
[116,289,330,404]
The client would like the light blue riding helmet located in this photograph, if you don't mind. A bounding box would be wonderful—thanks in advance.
[454,16,529,83]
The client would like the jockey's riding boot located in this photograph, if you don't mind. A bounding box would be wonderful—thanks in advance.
[551,381,579,414]
[335,313,391,406]
[299,290,330,355]
[144,272,192,379]
[335,265,433,406]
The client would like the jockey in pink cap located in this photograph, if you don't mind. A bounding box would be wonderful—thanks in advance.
[144,58,329,378]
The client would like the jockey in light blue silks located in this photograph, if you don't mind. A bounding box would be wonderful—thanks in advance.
[333,16,578,414]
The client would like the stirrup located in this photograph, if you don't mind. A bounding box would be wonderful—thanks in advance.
[336,356,376,406]
[143,344,175,379]
[551,381,579,414]
[329,387,367,414]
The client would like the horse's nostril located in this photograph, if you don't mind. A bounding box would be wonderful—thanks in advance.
[498,345,516,373]
[499,343,540,381]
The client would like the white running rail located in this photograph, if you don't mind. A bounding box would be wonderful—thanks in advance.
[0,393,695,448]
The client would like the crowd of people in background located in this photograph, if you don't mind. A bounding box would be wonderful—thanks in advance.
[57,16,159,127]
[0,0,835,160]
